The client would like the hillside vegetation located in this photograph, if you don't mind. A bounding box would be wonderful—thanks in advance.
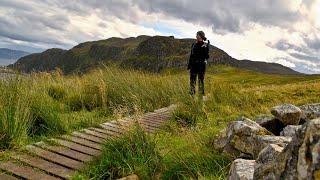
[0,65,319,178]
[0,66,186,150]
[1,64,314,178]
[11,36,300,75]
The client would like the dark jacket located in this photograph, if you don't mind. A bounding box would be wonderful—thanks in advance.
[187,41,209,70]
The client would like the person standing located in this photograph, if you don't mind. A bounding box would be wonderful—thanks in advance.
[187,31,209,97]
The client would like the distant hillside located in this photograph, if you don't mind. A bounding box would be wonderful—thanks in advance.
[10,36,301,75]
[0,48,30,66]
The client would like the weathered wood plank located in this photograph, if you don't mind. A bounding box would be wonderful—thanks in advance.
[82,129,114,139]
[52,139,101,156]
[26,145,85,171]
[61,135,102,150]
[0,173,19,180]
[35,142,93,163]
[0,161,60,180]
[99,124,123,134]
[13,153,74,179]
[72,132,105,144]
[139,121,161,128]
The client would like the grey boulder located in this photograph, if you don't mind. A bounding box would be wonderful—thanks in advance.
[253,144,285,180]
[228,159,256,180]
[299,103,320,121]
[214,117,273,159]
[280,125,302,137]
[271,104,302,125]
[297,118,320,180]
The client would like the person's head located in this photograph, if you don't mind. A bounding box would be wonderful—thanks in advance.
[196,31,207,42]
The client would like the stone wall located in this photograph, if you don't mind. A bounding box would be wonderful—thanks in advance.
[214,103,320,180]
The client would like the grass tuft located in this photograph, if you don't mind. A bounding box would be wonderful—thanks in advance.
[74,125,162,179]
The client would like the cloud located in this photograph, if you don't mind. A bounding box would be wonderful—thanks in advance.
[0,0,319,73]
[133,0,305,33]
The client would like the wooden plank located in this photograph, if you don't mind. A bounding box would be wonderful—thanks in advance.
[143,112,171,119]
[91,127,122,137]
[82,129,115,139]
[140,116,166,123]
[52,139,101,156]
[139,121,162,128]
[106,121,135,131]
[72,132,105,144]
[117,119,135,126]
[139,123,158,131]
[61,135,102,150]
[140,118,163,126]
[0,173,18,180]
[35,142,93,163]
[26,145,85,170]
[13,153,74,179]
[142,114,171,120]
[0,161,59,180]
[100,123,124,134]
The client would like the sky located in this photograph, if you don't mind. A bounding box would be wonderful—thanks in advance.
[0,0,319,74]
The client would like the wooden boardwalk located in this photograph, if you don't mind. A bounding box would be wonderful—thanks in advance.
[0,105,176,180]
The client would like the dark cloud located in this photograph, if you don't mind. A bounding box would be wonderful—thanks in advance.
[0,0,309,46]
[132,0,303,33]
[47,0,305,33]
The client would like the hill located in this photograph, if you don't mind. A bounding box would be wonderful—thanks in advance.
[0,48,30,66]
[10,35,301,75]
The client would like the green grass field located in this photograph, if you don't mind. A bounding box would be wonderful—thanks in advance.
[1,65,320,179]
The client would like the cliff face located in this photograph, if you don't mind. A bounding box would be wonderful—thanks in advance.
[11,35,301,75]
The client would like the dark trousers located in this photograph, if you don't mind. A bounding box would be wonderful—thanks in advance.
[189,64,206,95]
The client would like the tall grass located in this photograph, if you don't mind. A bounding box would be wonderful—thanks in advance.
[0,66,187,150]
[0,77,32,149]
[74,125,162,179]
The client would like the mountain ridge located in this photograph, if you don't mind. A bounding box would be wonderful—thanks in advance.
[10,35,301,75]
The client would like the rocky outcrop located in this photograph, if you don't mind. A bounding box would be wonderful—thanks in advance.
[214,103,320,180]
[214,117,273,159]
[228,159,256,180]
[297,119,320,179]
[253,144,285,179]
[299,103,320,121]
[280,125,302,137]
[271,104,302,125]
